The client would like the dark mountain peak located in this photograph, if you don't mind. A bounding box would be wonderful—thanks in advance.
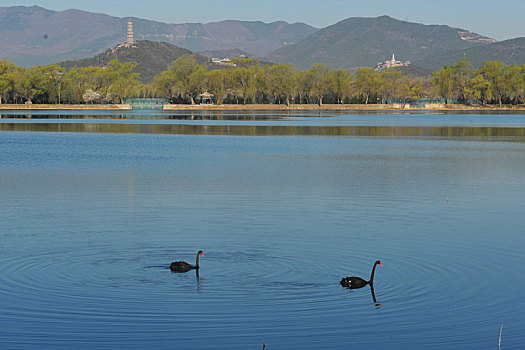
[267,20,290,26]
[27,5,48,10]
[16,4,48,11]
[335,15,400,25]
[376,15,396,21]
[267,16,502,71]
[61,8,97,15]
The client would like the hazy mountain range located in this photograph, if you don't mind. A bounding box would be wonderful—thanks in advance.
[1,5,524,73]
[0,5,316,66]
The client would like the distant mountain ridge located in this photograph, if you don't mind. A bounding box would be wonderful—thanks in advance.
[415,37,525,70]
[267,15,498,71]
[0,5,317,66]
[131,18,317,56]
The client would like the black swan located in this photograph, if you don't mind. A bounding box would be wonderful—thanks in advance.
[170,250,204,272]
[340,260,382,289]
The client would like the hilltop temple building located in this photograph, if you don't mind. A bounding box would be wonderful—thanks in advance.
[374,54,411,72]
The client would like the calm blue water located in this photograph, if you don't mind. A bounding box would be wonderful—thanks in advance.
[1,111,524,349]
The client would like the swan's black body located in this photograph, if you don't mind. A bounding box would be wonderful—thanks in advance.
[340,260,382,289]
[170,250,204,272]
[340,276,368,289]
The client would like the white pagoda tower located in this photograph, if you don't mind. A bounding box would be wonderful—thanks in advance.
[126,19,135,44]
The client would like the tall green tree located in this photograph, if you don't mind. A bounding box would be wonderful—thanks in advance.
[63,67,105,103]
[295,70,312,104]
[252,65,271,104]
[42,65,65,104]
[431,66,454,100]
[153,70,179,100]
[521,65,525,104]
[465,74,492,105]
[268,65,296,106]
[0,59,15,104]
[14,65,47,103]
[354,67,380,104]
[164,55,207,104]
[230,67,254,104]
[503,65,524,105]
[206,69,226,103]
[480,61,506,106]
[450,58,473,101]
[397,76,423,105]
[380,69,403,102]
[327,69,351,104]
[307,63,330,106]
[106,60,141,103]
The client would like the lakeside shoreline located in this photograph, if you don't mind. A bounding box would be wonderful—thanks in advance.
[0,104,132,110]
[1,103,525,111]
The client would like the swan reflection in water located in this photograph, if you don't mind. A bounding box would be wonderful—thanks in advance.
[340,260,383,306]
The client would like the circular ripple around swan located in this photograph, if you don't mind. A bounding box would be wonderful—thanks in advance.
[1,240,522,348]
[329,237,523,345]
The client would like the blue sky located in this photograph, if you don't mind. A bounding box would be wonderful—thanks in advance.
[1,0,524,40]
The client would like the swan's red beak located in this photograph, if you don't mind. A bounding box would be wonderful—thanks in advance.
[201,252,204,256]
[379,262,383,266]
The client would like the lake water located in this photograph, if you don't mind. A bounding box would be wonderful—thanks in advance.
[1,110,524,349]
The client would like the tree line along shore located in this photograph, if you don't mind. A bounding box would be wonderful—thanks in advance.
[0,56,524,108]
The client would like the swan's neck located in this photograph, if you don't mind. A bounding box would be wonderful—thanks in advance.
[369,262,379,284]
[195,253,200,268]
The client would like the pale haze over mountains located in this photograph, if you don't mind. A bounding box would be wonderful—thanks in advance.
[0,5,316,66]
[3,0,523,41]
[0,5,524,72]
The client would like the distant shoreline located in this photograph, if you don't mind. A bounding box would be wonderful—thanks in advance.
[1,104,525,112]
